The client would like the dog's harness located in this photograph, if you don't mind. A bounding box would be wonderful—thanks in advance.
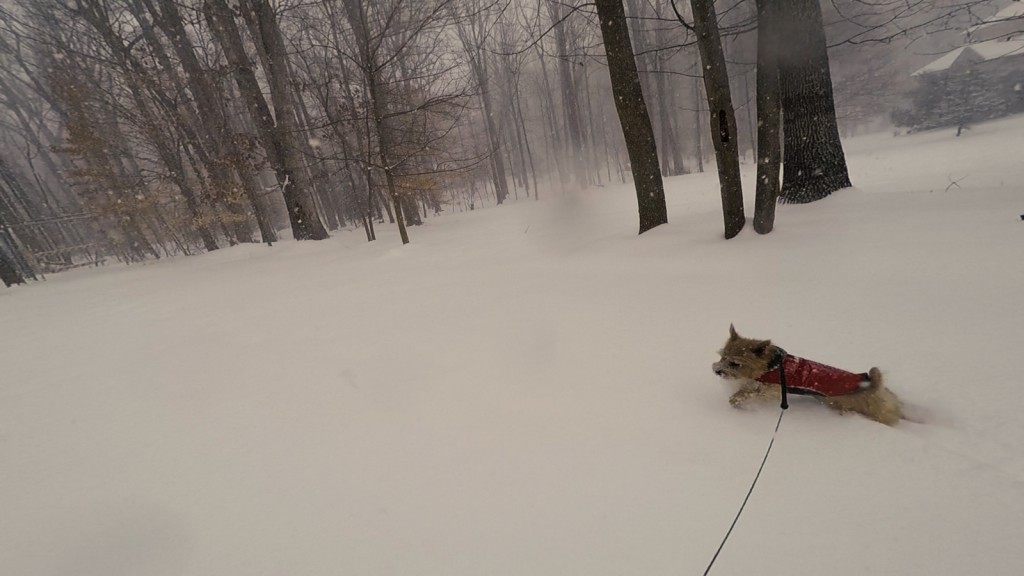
[756,347,869,405]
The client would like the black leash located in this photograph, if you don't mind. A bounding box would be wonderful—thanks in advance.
[774,349,789,410]
[702,407,786,576]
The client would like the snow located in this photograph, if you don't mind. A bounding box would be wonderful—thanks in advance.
[4,115,1024,575]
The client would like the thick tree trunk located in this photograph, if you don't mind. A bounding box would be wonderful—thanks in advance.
[293,90,341,230]
[753,0,782,233]
[0,197,28,286]
[242,0,329,239]
[689,0,745,238]
[0,249,26,287]
[594,0,668,234]
[126,0,253,246]
[204,0,327,240]
[777,0,851,203]
[142,0,276,245]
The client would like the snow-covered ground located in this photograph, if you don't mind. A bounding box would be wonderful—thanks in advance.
[3,116,1024,575]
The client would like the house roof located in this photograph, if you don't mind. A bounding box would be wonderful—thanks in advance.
[912,39,1024,76]
[969,3,1024,34]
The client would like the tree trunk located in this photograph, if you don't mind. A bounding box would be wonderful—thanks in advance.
[453,16,510,206]
[536,50,567,192]
[0,250,26,287]
[292,89,341,230]
[512,88,537,198]
[581,64,602,186]
[753,0,782,233]
[204,0,328,240]
[338,0,409,244]
[547,2,588,188]
[777,0,851,203]
[242,0,329,239]
[692,77,705,173]
[478,70,510,204]
[75,0,223,252]
[334,58,375,242]
[654,20,685,176]
[129,0,255,246]
[0,197,28,286]
[594,0,668,234]
[689,0,745,238]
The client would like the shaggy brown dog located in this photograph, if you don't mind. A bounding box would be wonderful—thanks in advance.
[712,325,903,425]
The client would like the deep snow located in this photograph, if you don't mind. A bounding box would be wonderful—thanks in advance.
[3,116,1024,575]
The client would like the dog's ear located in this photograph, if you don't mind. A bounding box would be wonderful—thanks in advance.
[729,324,738,339]
[751,339,772,357]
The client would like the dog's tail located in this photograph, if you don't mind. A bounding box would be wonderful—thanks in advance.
[864,367,883,391]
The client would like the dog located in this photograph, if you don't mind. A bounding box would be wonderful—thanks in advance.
[712,325,903,425]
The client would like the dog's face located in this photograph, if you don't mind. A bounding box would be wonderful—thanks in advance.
[712,325,774,380]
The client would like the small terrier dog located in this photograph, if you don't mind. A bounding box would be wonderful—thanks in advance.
[713,325,903,425]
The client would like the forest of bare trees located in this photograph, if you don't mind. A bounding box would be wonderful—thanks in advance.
[0,0,999,283]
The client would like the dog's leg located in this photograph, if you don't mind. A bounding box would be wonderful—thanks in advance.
[729,381,778,407]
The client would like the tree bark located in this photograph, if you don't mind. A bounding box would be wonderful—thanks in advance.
[753,0,781,233]
[0,178,29,286]
[204,0,328,240]
[141,0,276,245]
[689,0,745,238]
[128,0,251,246]
[777,0,851,203]
[241,0,329,239]
[0,237,26,286]
[594,0,668,234]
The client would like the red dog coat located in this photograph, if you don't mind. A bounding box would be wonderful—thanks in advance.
[756,353,867,397]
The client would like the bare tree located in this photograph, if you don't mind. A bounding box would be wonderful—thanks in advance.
[138,0,277,245]
[753,0,781,233]
[204,0,328,240]
[62,0,228,251]
[337,0,468,245]
[492,16,540,199]
[452,0,510,205]
[679,0,744,238]
[626,0,687,177]
[594,0,667,234]
[545,0,589,188]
